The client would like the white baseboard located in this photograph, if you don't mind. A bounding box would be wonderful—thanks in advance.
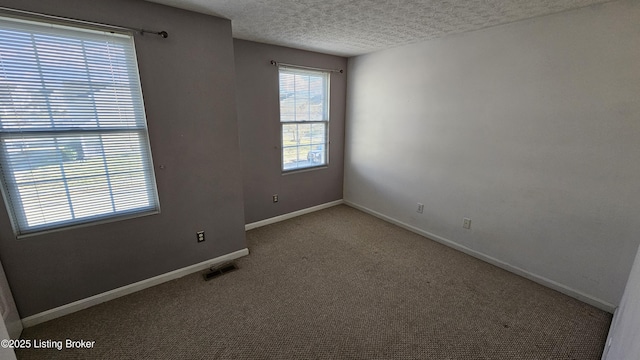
[21,248,250,328]
[344,200,616,313]
[601,304,621,360]
[245,199,344,231]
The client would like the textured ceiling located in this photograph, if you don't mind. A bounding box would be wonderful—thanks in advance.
[145,0,613,57]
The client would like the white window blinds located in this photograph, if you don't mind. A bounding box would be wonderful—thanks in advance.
[0,16,159,236]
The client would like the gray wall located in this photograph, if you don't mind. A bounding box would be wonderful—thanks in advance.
[234,40,346,224]
[0,0,246,317]
[604,244,640,359]
[345,0,640,308]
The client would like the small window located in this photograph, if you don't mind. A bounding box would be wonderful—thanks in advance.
[0,16,159,236]
[279,68,329,172]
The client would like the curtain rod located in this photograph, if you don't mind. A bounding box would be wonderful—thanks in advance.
[270,60,343,74]
[0,6,168,38]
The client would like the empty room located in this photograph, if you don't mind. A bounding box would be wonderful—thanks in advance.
[0,0,638,359]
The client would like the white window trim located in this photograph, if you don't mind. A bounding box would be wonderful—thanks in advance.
[278,67,330,173]
[0,15,160,237]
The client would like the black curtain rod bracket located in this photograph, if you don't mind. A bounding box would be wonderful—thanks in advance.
[139,29,169,38]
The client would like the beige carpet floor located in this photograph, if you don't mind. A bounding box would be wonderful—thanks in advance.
[16,205,611,359]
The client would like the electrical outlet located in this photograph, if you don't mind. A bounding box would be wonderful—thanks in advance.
[463,218,471,229]
[417,203,424,214]
[273,194,278,203]
[197,231,205,242]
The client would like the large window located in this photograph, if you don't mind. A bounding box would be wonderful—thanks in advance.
[279,68,329,172]
[0,16,159,236]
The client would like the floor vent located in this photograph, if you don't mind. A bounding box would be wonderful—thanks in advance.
[203,262,238,281]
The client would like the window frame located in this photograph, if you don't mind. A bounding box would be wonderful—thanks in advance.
[278,67,330,173]
[0,15,160,237]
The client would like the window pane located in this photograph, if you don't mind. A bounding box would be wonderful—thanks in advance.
[1,132,155,231]
[298,123,312,146]
[281,122,327,170]
[111,172,150,211]
[0,23,144,131]
[67,175,112,218]
[309,76,325,121]
[279,70,328,122]
[18,181,71,227]
[294,74,309,121]
[282,146,298,171]
[279,72,295,122]
[103,133,152,211]
[311,123,326,146]
[282,144,313,171]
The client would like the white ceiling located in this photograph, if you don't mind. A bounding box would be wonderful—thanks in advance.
[146,0,613,57]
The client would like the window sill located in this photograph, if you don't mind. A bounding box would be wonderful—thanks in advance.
[282,165,328,175]
[16,209,160,239]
